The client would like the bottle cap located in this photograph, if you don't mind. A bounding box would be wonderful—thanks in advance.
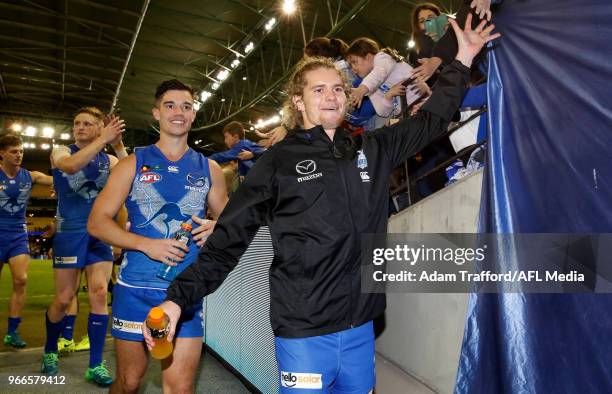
[181,223,193,231]
[148,307,165,323]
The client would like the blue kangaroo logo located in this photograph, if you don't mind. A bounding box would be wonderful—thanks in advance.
[77,180,100,200]
[136,203,191,238]
[2,197,23,213]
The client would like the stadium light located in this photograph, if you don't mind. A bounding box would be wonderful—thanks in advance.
[408,40,415,49]
[211,82,220,91]
[282,0,296,14]
[244,42,254,54]
[11,123,22,132]
[200,90,212,102]
[42,126,55,138]
[217,69,229,81]
[24,126,37,136]
[231,58,241,68]
[60,133,70,140]
[255,114,282,129]
[41,143,50,150]
[265,18,277,31]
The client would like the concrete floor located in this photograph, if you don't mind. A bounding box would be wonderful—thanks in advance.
[375,353,437,394]
[0,339,251,393]
[0,340,442,394]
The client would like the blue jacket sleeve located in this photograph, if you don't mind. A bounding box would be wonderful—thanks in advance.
[209,146,243,163]
[244,140,265,155]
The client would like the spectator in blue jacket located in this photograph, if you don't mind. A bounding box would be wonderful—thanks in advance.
[209,121,265,177]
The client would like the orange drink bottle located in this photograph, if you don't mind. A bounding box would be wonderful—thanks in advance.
[147,307,173,359]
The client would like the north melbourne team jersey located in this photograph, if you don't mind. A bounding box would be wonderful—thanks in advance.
[119,145,211,289]
[53,144,110,233]
[0,168,32,232]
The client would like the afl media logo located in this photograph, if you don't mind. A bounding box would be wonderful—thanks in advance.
[139,172,161,184]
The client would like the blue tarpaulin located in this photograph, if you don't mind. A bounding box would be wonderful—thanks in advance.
[455,0,612,393]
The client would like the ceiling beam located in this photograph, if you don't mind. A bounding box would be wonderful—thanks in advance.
[61,0,68,104]
[134,37,221,59]
[67,0,142,18]
[127,53,213,72]
[0,72,7,100]
[0,50,122,75]
[111,0,150,111]
[228,0,267,17]
[1,72,115,94]
[13,1,136,35]
[148,4,247,32]
[0,18,122,47]
[0,2,132,49]
[0,104,74,121]
[1,62,117,87]
[5,86,111,96]
[141,22,237,49]
[126,66,203,83]
[0,34,127,52]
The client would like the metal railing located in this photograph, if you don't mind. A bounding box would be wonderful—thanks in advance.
[390,106,487,212]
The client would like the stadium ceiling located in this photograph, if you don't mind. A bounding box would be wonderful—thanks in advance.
[0,0,461,148]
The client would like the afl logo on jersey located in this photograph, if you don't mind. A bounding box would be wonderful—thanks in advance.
[139,172,162,184]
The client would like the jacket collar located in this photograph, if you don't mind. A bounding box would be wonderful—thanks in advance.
[288,125,350,145]
[287,125,361,160]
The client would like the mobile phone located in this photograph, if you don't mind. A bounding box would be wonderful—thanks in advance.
[401,77,416,87]
[424,15,448,42]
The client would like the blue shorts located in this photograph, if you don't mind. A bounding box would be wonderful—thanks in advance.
[275,321,375,394]
[53,232,112,269]
[0,230,29,263]
[111,282,204,341]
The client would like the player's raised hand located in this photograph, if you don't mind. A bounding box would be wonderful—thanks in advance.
[451,13,501,68]
[100,115,125,145]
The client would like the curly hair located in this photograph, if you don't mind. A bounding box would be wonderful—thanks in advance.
[281,57,352,129]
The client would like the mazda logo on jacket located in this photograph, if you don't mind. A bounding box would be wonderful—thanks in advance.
[295,160,316,175]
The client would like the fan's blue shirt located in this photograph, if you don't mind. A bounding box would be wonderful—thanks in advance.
[53,144,110,233]
[119,145,211,289]
[0,167,32,232]
[209,139,265,176]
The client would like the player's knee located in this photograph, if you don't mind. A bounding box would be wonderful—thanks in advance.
[55,290,75,310]
[116,373,143,393]
[88,282,108,301]
[12,274,27,290]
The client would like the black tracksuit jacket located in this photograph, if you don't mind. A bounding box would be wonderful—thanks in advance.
[166,60,470,338]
